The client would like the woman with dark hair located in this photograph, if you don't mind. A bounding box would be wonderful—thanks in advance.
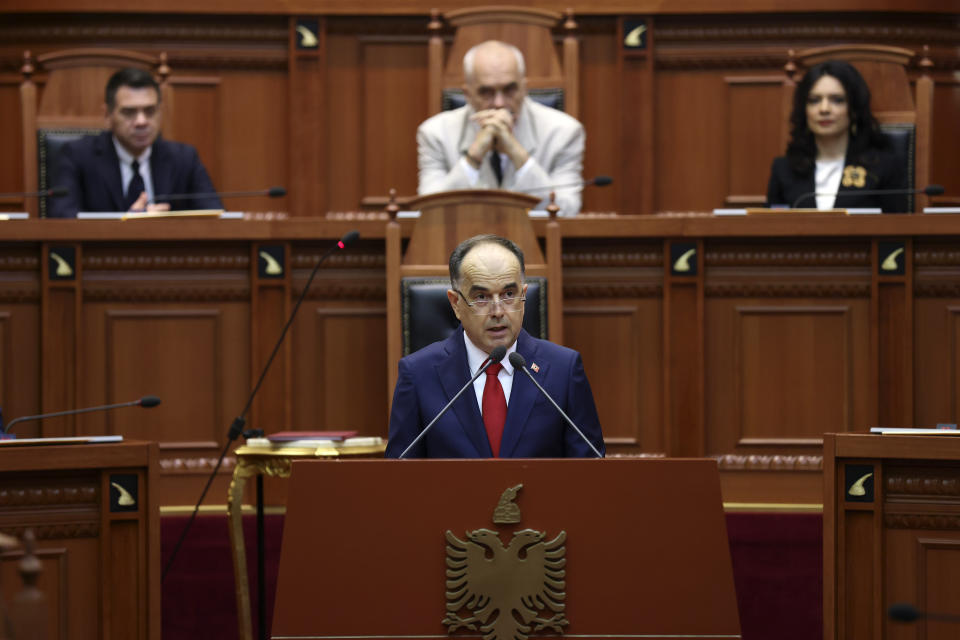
[766,59,908,213]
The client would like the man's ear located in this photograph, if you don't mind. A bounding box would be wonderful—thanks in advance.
[447,289,462,321]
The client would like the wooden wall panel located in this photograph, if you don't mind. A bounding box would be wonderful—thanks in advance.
[913,301,960,427]
[578,23,619,213]
[932,80,960,205]
[724,76,783,206]
[325,34,363,212]
[735,306,853,437]
[655,72,729,212]
[0,79,23,209]
[361,43,427,203]
[217,72,288,213]
[164,78,221,193]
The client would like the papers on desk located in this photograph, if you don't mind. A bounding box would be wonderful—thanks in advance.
[0,435,123,446]
[869,426,959,435]
[923,207,960,214]
[245,436,383,449]
[78,210,243,220]
[0,213,30,220]
[712,207,881,216]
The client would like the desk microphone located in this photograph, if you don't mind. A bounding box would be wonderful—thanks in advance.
[889,602,960,623]
[508,351,603,458]
[790,184,944,209]
[522,175,614,195]
[397,345,507,459]
[1,395,161,435]
[0,187,68,199]
[151,186,286,204]
[163,229,360,582]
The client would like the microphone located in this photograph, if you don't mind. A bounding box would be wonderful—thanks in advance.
[889,602,960,623]
[0,187,68,199]
[151,186,286,204]
[791,184,945,209]
[521,175,614,195]
[163,229,359,582]
[508,351,603,458]
[1,395,161,435]
[397,345,507,459]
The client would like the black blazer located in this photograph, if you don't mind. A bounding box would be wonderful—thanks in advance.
[766,146,908,213]
[48,131,222,218]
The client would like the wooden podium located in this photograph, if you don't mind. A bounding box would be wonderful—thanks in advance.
[273,458,740,639]
[0,440,160,640]
[824,433,960,640]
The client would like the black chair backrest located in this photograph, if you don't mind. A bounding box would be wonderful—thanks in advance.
[37,127,103,218]
[879,123,915,212]
[401,276,548,355]
[441,88,565,112]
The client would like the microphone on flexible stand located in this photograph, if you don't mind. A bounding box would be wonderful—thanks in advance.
[162,229,360,583]
[0,187,69,199]
[889,602,960,623]
[150,186,286,205]
[0,395,161,436]
[790,184,945,209]
[508,352,603,458]
[396,345,507,459]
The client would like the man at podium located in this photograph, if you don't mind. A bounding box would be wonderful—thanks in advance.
[385,235,604,458]
[49,68,222,217]
[416,41,585,216]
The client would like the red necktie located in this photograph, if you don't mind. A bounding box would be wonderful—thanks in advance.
[483,362,507,457]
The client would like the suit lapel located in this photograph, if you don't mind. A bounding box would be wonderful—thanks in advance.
[499,330,547,457]
[95,133,125,211]
[436,329,492,457]
[150,139,172,203]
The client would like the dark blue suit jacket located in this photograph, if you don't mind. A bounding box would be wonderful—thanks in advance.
[48,131,222,218]
[385,327,605,458]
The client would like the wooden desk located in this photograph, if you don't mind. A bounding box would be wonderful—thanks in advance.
[228,440,385,640]
[823,432,960,639]
[2,215,960,508]
[0,440,160,640]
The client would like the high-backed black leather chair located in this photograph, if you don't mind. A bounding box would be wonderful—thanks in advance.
[400,276,548,356]
[37,127,102,217]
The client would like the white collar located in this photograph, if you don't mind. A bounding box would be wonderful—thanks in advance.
[462,331,517,377]
[113,137,152,167]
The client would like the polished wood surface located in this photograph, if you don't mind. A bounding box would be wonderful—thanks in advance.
[1,12,956,217]
[273,458,739,637]
[0,441,160,640]
[2,215,960,510]
[823,433,960,640]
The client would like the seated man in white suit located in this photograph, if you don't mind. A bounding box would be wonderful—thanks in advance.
[416,40,585,216]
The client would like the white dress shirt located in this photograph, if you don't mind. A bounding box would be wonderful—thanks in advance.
[463,332,517,415]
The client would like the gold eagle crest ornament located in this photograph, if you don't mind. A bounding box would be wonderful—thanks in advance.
[842,165,867,188]
[443,485,568,640]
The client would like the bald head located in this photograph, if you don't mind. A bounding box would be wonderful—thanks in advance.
[462,41,527,115]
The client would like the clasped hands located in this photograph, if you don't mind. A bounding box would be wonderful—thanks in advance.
[464,108,529,170]
[128,191,171,213]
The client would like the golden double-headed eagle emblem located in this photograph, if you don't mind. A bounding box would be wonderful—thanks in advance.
[443,485,568,640]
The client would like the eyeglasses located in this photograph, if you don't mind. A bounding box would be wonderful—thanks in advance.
[455,288,525,315]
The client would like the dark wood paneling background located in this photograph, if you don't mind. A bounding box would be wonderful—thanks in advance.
[1,11,957,215]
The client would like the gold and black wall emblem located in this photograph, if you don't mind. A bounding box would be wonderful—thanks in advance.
[444,484,567,640]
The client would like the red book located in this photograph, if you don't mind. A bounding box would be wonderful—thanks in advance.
[266,430,358,442]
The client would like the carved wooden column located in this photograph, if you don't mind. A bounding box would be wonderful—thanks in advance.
[872,237,913,427]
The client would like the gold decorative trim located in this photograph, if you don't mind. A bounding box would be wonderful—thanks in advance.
[715,454,823,471]
[723,502,823,512]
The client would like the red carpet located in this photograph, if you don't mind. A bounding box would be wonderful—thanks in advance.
[161,512,821,640]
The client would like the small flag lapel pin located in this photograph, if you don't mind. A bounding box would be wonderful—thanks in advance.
[530,362,540,373]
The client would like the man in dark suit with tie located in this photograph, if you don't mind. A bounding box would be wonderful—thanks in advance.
[385,234,605,459]
[48,67,221,218]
